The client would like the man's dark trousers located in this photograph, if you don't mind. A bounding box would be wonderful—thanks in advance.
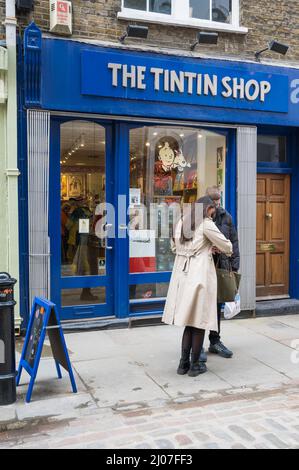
[209,303,222,344]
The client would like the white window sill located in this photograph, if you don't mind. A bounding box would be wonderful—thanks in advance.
[117,11,248,35]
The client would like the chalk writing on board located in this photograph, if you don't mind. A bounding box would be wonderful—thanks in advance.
[24,306,45,368]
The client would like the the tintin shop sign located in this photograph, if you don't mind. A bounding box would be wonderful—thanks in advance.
[81,51,289,113]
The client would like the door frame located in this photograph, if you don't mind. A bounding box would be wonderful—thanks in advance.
[256,173,290,299]
[49,117,117,320]
[256,127,298,301]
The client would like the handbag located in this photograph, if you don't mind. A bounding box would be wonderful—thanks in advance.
[216,258,241,303]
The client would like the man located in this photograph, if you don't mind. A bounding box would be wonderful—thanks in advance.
[204,186,240,359]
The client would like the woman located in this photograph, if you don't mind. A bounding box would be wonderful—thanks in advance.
[162,196,233,377]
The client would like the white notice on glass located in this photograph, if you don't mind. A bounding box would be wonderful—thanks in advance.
[79,219,90,234]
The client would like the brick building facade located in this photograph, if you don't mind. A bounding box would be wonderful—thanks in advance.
[6,1,299,326]
[0,1,298,62]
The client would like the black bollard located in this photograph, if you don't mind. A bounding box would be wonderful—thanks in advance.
[0,273,17,406]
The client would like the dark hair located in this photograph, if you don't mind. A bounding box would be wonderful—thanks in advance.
[205,185,221,201]
[180,196,215,243]
[155,136,179,160]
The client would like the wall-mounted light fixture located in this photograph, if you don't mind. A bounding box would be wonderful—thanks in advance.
[119,25,149,44]
[61,133,85,165]
[255,40,289,61]
[191,32,218,51]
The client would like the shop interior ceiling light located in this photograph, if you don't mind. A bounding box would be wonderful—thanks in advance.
[119,25,149,43]
[255,40,289,61]
[191,32,219,51]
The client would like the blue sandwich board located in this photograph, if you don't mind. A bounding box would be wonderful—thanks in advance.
[16,297,77,403]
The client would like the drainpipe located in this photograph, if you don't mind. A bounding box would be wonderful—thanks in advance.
[4,0,21,332]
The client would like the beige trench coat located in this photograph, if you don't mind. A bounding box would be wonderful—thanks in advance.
[162,217,233,331]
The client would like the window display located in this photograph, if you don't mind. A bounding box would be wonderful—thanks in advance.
[129,126,227,283]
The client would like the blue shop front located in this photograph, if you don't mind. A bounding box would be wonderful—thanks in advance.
[18,23,299,328]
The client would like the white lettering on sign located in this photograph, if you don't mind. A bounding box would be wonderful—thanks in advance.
[150,67,163,91]
[291,79,299,104]
[108,63,122,87]
[107,63,273,103]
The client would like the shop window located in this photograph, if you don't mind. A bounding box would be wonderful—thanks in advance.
[129,283,170,300]
[124,0,171,14]
[257,135,287,164]
[119,0,245,33]
[60,121,107,278]
[129,126,226,275]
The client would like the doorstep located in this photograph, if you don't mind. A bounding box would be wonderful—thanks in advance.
[255,298,299,317]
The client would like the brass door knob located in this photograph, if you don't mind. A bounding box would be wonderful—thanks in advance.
[266,213,273,219]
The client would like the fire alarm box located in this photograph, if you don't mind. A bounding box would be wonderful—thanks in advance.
[50,0,72,36]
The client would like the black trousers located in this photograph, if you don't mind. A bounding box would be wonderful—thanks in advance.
[209,303,222,344]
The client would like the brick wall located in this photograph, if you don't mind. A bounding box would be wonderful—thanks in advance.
[1,1,298,62]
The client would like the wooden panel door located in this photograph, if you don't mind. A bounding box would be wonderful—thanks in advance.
[256,174,290,299]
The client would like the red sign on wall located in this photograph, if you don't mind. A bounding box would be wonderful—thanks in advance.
[57,1,67,12]
[57,1,69,24]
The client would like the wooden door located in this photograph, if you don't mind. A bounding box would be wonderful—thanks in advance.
[256,174,290,299]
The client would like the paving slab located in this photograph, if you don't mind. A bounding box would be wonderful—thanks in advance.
[0,405,17,424]
[16,358,87,402]
[1,314,299,450]
[73,356,169,408]
[16,392,97,421]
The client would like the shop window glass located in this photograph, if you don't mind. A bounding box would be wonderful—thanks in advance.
[129,126,226,274]
[257,135,287,163]
[190,0,232,23]
[124,0,147,10]
[60,121,107,278]
[130,283,170,300]
[61,287,106,306]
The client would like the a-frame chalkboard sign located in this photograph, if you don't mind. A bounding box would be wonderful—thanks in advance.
[17,297,77,403]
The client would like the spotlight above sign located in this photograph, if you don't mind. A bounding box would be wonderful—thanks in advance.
[255,40,289,61]
[119,25,149,44]
[191,32,219,51]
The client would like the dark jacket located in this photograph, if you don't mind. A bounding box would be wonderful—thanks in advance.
[214,207,240,272]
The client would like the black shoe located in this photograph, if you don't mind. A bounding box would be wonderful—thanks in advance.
[188,361,207,377]
[177,358,190,375]
[200,348,207,363]
[209,341,233,358]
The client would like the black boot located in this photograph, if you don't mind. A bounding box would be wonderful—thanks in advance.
[188,354,207,377]
[177,350,190,375]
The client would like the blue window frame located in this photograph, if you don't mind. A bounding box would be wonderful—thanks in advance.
[257,127,292,173]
